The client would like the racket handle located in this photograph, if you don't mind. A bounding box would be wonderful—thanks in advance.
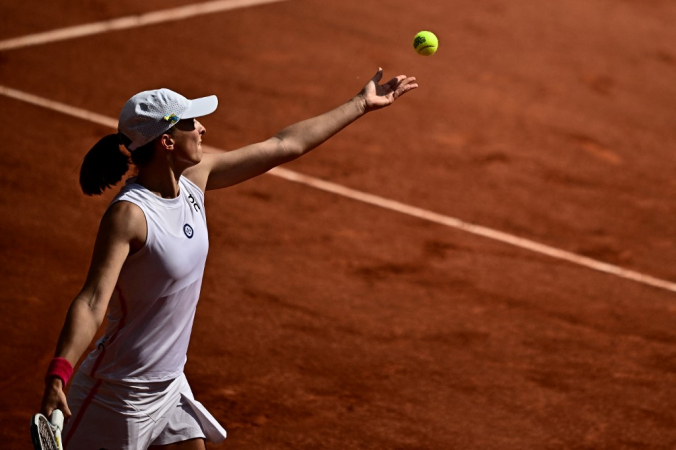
[51,409,64,431]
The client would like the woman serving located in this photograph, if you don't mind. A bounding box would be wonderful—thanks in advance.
[39,68,417,450]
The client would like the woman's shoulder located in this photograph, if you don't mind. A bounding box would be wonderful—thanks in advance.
[106,199,145,224]
[179,175,206,204]
[100,200,147,245]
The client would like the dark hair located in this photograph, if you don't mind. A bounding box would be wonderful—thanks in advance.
[79,130,171,196]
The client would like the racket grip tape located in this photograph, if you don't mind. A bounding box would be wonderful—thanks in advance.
[51,409,64,430]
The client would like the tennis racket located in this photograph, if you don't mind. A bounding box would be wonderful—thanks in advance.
[30,409,64,450]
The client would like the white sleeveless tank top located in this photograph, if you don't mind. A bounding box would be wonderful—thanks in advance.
[79,176,209,382]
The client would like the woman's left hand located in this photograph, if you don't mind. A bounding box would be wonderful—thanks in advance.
[359,68,418,113]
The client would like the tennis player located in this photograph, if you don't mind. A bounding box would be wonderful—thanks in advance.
[38,68,417,449]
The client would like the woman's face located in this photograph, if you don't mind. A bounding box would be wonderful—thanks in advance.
[169,118,206,166]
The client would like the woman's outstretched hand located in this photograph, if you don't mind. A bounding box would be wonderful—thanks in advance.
[358,68,418,113]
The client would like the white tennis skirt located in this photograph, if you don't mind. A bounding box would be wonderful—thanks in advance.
[63,370,227,449]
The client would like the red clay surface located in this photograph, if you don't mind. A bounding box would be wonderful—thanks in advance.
[1,0,675,448]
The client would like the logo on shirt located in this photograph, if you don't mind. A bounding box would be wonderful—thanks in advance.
[183,224,194,239]
[188,193,201,212]
[98,335,109,351]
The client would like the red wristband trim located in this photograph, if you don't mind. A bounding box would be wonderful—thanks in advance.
[45,357,73,387]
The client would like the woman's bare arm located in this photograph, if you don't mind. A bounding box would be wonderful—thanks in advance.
[183,69,417,191]
[40,201,145,419]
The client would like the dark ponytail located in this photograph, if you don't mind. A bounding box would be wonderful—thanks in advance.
[79,134,130,196]
[79,127,170,195]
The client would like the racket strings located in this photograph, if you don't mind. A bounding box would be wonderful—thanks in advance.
[37,417,59,450]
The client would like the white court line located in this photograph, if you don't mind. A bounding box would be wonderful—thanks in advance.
[2,84,675,294]
[0,0,288,51]
[269,167,676,294]
[0,86,118,128]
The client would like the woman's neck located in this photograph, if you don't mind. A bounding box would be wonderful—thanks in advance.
[135,164,182,199]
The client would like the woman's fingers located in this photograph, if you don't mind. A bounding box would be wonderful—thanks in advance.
[386,76,418,99]
[372,67,384,83]
[362,70,418,110]
[385,75,417,93]
[385,75,407,87]
[397,76,418,91]
[59,393,72,420]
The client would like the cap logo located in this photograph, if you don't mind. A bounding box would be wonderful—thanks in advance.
[163,113,179,124]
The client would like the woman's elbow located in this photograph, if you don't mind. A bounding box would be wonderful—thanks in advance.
[273,136,304,162]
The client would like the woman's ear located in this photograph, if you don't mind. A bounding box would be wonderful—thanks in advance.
[159,133,175,151]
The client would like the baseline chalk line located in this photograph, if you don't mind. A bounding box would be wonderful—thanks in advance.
[1,84,675,294]
[0,86,117,128]
[269,167,676,294]
[0,0,288,51]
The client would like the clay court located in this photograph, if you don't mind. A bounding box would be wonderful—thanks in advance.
[1,0,675,448]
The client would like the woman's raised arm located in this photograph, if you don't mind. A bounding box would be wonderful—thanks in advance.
[184,68,417,191]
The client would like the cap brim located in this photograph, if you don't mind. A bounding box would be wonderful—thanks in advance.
[183,95,218,119]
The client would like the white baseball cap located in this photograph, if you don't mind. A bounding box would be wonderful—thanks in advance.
[118,88,218,151]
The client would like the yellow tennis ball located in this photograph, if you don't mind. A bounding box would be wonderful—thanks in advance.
[413,31,438,56]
